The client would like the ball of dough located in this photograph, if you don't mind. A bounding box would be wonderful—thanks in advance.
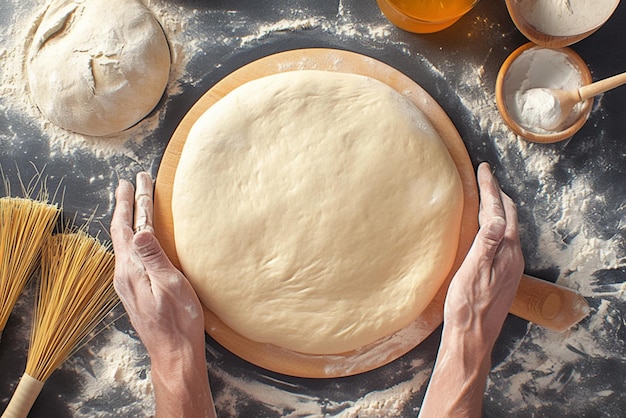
[172,70,464,355]
[27,0,170,137]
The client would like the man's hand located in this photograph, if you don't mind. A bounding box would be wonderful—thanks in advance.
[110,172,216,418]
[444,162,525,347]
[419,162,525,418]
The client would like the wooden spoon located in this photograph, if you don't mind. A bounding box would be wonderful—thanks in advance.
[521,71,626,131]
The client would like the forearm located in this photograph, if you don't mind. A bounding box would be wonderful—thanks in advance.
[418,326,492,418]
[151,343,216,418]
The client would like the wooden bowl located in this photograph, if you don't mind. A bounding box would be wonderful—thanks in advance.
[495,43,594,143]
[505,0,620,48]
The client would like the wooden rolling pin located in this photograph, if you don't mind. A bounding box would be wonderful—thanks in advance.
[511,274,590,332]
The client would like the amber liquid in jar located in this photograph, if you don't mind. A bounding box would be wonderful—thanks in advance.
[377,0,479,33]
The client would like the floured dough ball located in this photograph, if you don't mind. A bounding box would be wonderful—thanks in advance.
[172,70,464,355]
[27,0,170,137]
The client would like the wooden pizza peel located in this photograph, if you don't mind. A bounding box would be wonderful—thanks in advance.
[153,48,589,378]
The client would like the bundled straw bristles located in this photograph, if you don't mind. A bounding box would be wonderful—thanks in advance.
[2,230,118,418]
[2,229,118,418]
[0,197,60,335]
[26,230,118,382]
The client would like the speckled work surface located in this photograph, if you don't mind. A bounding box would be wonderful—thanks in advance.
[0,1,625,417]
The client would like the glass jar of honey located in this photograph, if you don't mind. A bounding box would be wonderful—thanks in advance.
[376,0,479,33]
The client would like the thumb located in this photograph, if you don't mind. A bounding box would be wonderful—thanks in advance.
[133,230,176,274]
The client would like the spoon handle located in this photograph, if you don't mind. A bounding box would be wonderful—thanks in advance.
[579,71,626,101]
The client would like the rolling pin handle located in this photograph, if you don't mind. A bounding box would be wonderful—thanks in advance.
[510,274,590,332]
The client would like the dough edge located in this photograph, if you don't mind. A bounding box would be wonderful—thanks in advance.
[172,70,464,355]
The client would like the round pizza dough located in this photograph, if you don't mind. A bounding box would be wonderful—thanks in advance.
[172,70,464,355]
[27,0,170,137]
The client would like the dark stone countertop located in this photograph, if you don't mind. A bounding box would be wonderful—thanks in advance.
[1,1,625,416]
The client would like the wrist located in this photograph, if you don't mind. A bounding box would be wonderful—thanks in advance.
[443,302,503,356]
[150,343,214,418]
[439,325,492,374]
[151,342,208,392]
[419,326,492,418]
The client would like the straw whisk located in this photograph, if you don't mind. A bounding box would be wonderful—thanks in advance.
[2,229,118,418]
[0,194,60,340]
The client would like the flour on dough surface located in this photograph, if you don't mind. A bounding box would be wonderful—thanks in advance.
[172,70,463,355]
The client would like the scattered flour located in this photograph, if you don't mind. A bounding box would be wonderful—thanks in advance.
[0,0,201,158]
[67,325,156,417]
[424,26,625,416]
[209,347,432,418]
[239,18,324,46]
[0,1,404,159]
[1,1,624,417]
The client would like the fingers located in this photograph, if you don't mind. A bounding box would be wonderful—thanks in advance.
[478,163,521,247]
[111,172,156,303]
[499,187,521,245]
[477,163,505,226]
[111,179,136,254]
[473,163,524,278]
[475,163,507,258]
[134,172,155,234]
[112,178,142,306]
[133,230,177,275]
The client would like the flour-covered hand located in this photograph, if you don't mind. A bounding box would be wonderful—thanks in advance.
[110,172,215,418]
[444,162,525,345]
[419,162,524,418]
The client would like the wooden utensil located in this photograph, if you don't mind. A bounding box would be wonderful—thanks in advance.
[530,71,626,130]
[154,48,590,378]
[154,48,480,378]
[513,275,589,333]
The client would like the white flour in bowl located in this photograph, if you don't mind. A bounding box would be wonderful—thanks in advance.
[516,0,619,37]
[503,47,584,133]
